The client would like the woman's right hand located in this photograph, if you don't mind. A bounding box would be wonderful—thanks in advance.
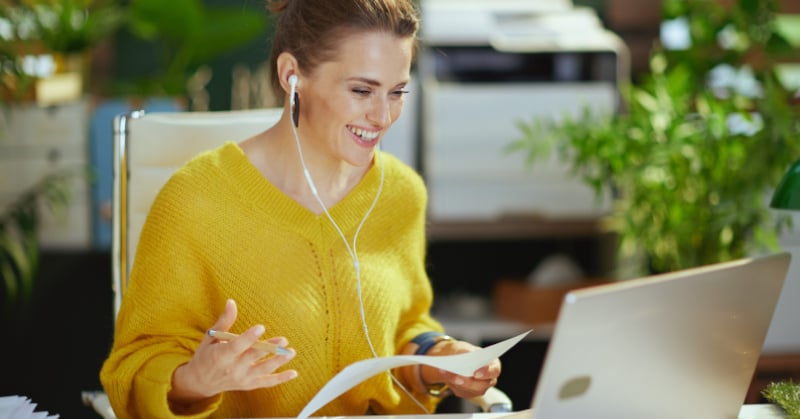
[168,299,298,405]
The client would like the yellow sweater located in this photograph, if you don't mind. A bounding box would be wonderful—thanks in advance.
[100,142,444,418]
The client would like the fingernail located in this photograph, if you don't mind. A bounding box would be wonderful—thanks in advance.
[253,324,265,335]
[475,372,485,379]
[454,377,465,385]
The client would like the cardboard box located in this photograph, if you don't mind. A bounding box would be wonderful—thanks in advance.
[493,278,610,325]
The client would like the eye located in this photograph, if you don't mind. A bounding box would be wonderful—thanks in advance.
[391,89,410,98]
[352,88,371,96]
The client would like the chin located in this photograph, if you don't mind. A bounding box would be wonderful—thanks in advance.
[346,148,377,168]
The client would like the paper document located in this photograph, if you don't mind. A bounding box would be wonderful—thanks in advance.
[298,330,531,419]
[0,396,59,419]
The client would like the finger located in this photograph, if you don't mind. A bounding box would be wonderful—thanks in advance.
[442,371,497,398]
[243,369,299,391]
[239,345,274,364]
[250,348,296,372]
[212,299,238,332]
[265,336,289,348]
[223,324,266,355]
[236,330,287,365]
[450,377,496,399]
[201,299,239,348]
[473,360,501,380]
[208,355,298,393]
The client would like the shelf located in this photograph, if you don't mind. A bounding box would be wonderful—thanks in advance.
[746,353,800,404]
[426,215,612,241]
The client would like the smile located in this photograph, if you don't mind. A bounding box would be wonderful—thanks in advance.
[348,126,380,141]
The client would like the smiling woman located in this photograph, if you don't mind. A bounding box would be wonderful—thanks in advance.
[260,30,415,209]
[98,1,504,418]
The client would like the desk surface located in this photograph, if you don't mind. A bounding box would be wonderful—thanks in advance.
[268,405,788,419]
[738,404,790,419]
[430,405,780,419]
[84,389,788,419]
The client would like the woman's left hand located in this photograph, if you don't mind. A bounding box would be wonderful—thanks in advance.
[423,339,501,399]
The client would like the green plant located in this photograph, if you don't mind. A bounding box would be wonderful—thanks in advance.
[0,0,126,101]
[0,0,126,53]
[508,0,800,276]
[0,172,74,316]
[763,380,800,419]
[660,0,796,77]
[31,0,124,53]
[117,0,269,98]
[0,42,36,102]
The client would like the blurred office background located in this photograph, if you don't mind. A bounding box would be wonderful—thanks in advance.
[0,0,798,416]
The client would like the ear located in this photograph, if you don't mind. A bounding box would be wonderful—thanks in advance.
[277,52,301,95]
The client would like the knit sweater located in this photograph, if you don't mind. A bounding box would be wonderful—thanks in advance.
[100,142,444,418]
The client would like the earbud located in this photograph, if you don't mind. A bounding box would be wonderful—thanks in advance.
[288,74,300,127]
[288,74,298,103]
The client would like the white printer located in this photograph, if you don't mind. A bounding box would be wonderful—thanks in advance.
[416,0,629,221]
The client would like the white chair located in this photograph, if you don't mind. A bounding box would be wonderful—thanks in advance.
[84,109,512,417]
[110,108,283,319]
[84,108,282,419]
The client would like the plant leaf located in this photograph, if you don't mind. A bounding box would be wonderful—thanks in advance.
[188,8,268,65]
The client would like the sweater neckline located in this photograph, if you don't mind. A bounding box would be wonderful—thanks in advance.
[219,141,385,240]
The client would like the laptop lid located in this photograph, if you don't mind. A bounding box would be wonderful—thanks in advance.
[529,252,791,419]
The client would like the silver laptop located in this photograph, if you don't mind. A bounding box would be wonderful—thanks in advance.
[528,252,791,419]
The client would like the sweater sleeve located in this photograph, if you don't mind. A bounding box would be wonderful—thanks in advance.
[394,160,444,348]
[100,168,226,419]
[384,160,448,412]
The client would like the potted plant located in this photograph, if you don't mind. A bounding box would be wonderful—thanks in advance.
[0,0,126,100]
[25,0,125,54]
[0,1,118,317]
[510,0,800,412]
[763,380,800,419]
[0,172,75,321]
[508,0,800,277]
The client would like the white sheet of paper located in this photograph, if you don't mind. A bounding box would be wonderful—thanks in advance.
[297,330,531,419]
[0,396,59,419]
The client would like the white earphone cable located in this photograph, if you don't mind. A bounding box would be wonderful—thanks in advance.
[289,93,430,413]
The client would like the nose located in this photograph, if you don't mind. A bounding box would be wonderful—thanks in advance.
[367,96,394,127]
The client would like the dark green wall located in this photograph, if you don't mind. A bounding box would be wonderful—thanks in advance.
[108,0,274,111]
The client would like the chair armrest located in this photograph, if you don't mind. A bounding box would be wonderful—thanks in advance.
[469,386,514,413]
[81,391,117,419]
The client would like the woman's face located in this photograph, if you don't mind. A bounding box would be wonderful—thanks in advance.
[299,30,414,168]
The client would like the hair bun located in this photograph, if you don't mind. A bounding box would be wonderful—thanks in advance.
[267,0,289,14]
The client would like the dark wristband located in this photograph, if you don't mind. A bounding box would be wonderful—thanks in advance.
[411,331,454,398]
[412,331,447,355]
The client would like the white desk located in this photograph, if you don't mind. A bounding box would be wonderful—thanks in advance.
[738,404,790,419]
[84,390,789,419]
[315,405,787,419]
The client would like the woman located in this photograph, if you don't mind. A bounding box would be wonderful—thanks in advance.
[100,0,501,417]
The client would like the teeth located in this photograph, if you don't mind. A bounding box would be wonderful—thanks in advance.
[349,126,379,141]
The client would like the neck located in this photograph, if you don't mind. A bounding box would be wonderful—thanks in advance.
[258,117,373,213]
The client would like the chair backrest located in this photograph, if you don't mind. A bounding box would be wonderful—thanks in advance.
[111,108,284,319]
